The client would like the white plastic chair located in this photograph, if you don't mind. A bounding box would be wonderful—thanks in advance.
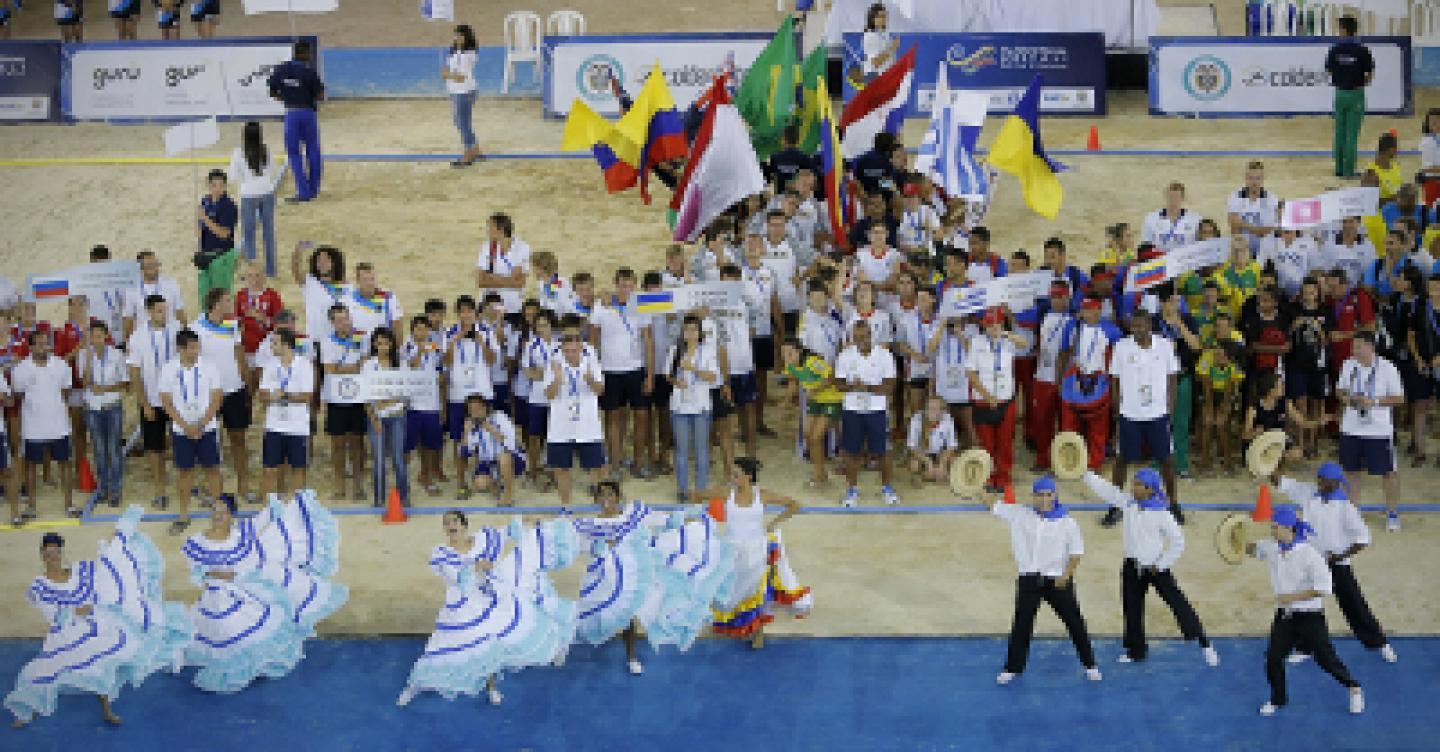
[502,11,542,94]
[1415,0,1440,39]
[546,9,586,37]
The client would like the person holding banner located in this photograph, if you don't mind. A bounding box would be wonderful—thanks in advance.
[443,25,482,168]
[268,41,326,204]
[968,308,1023,492]
[1325,16,1373,180]
[259,329,314,500]
[77,321,127,508]
[364,327,410,507]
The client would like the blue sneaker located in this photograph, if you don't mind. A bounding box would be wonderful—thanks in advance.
[881,485,899,506]
[840,487,859,508]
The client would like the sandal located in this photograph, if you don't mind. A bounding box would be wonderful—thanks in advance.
[1412,454,1428,469]
[168,518,190,535]
[9,516,23,527]
[456,487,472,502]
[66,506,83,518]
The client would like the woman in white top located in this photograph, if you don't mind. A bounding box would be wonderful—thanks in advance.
[227,122,285,278]
[860,2,897,80]
[1419,108,1440,206]
[666,315,719,503]
[442,25,482,168]
[365,327,409,507]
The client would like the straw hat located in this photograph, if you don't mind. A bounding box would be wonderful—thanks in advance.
[1215,513,1254,565]
[950,449,993,496]
[1050,431,1088,480]
[1246,430,1288,478]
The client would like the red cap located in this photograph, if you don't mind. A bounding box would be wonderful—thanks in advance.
[1049,281,1070,297]
[982,307,1005,326]
[902,183,920,198]
[1080,298,1103,311]
[1091,270,1115,284]
[1139,246,1165,262]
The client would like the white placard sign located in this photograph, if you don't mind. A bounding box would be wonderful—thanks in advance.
[243,0,338,13]
[1281,187,1381,229]
[361,369,439,401]
[992,271,1052,311]
[1123,238,1228,292]
[674,282,746,311]
[163,117,219,156]
[26,261,142,303]
[545,33,772,117]
[419,0,452,21]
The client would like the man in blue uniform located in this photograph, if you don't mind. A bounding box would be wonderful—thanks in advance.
[267,40,326,203]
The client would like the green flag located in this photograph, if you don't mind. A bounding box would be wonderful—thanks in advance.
[794,45,829,154]
[735,17,796,161]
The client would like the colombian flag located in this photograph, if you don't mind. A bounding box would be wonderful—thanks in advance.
[1130,259,1168,291]
[987,75,1065,220]
[562,99,642,194]
[816,79,848,250]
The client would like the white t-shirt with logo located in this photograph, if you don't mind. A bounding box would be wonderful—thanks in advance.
[300,275,350,346]
[346,289,403,339]
[932,328,975,402]
[1337,355,1404,438]
[446,330,497,402]
[401,339,444,413]
[1140,208,1202,251]
[11,357,72,442]
[1109,336,1181,421]
[591,300,651,374]
[159,359,221,435]
[541,354,604,443]
[126,321,178,408]
[966,334,1017,402]
[126,276,186,325]
[1228,187,1280,245]
[260,356,315,436]
[194,317,245,394]
[761,238,801,313]
[666,343,719,415]
[835,345,896,413]
[895,309,939,380]
[477,237,532,315]
[319,332,370,405]
[521,336,555,405]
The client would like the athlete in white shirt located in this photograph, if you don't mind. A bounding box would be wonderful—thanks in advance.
[1140,182,1202,251]
[905,396,958,483]
[77,321,128,507]
[542,318,607,508]
[475,212,530,316]
[967,308,1025,492]
[11,330,75,517]
[320,304,371,501]
[1108,310,1183,524]
[346,262,403,339]
[158,329,223,534]
[196,288,254,503]
[1228,162,1280,253]
[258,329,314,499]
[126,294,178,510]
[987,476,1099,685]
[124,250,188,341]
[1334,333,1405,531]
[835,321,898,507]
[590,268,656,481]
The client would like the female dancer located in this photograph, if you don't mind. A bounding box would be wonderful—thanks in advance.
[398,511,577,707]
[181,492,347,692]
[7,507,192,727]
[568,481,703,675]
[703,457,812,649]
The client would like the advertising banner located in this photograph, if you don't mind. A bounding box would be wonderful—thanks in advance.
[543,32,771,118]
[840,32,1107,117]
[63,37,318,121]
[1150,36,1411,116]
[0,41,62,122]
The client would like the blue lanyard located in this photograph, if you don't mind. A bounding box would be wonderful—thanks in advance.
[530,337,549,368]
[458,337,478,366]
[91,348,107,387]
[1351,362,1379,399]
[1045,315,1069,354]
[278,363,292,394]
[1075,324,1101,365]
[178,366,199,405]
[151,327,170,370]
[989,337,1004,376]
[612,296,633,337]
[946,332,963,365]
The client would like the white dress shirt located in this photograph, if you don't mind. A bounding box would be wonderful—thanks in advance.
[992,503,1084,578]
[1084,473,1184,570]
[1278,477,1372,566]
[1252,539,1331,613]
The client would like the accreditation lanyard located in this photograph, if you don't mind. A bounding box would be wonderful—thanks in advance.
[151,326,171,371]
[457,336,481,366]
[611,297,633,338]
[565,365,583,421]
[945,331,964,366]
[178,366,200,408]
[278,363,293,395]
[1350,363,1378,402]
[1074,324,1102,368]
[916,318,933,357]
[91,348,108,387]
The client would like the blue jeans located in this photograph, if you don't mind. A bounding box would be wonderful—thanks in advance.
[240,194,277,277]
[85,405,124,499]
[283,108,322,200]
[370,415,409,505]
[451,91,477,150]
[670,411,711,495]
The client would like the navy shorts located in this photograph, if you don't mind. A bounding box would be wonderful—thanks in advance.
[219,389,252,431]
[1399,361,1432,401]
[1117,416,1172,462]
[1285,368,1328,400]
[547,441,605,470]
[446,401,470,441]
[325,403,368,437]
[24,437,72,464]
[261,432,308,469]
[406,410,443,452]
[476,451,527,479]
[173,431,220,470]
[840,410,888,455]
[601,369,651,411]
[0,435,7,470]
[711,388,734,419]
[491,382,511,415]
[753,336,775,371]
[649,376,672,412]
[513,396,529,428]
[527,402,550,436]
[729,372,758,407]
[1338,433,1395,476]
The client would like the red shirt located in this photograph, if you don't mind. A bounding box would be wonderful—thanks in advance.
[54,319,107,389]
[1326,287,1375,366]
[235,287,283,354]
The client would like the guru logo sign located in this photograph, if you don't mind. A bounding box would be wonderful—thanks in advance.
[1182,54,1231,101]
[93,66,141,91]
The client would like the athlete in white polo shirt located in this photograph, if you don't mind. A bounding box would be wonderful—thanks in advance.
[476,212,530,317]
[1140,182,1202,252]
[543,318,606,508]
[590,267,655,481]
[159,328,223,535]
[124,250,188,341]
[1108,309,1183,525]
[11,330,75,519]
[1228,161,1280,254]
[836,320,898,507]
[195,288,253,504]
[127,294,179,511]
[1334,332,1405,531]
[258,329,314,499]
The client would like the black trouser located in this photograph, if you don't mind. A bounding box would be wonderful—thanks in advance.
[1121,558,1209,661]
[1331,562,1389,649]
[1265,609,1360,706]
[1005,573,1096,674]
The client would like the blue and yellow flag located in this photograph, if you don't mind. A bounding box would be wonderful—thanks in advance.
[987,76,1066,220]
[635,291,675,314]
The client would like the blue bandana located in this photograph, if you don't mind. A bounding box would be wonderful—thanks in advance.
[1134,469,1168,511]
[1315,462,1350,502]
[1032,476,1067,519]
[1271,505,1314,551]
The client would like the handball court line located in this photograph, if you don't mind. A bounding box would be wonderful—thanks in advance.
[0,148,1421,167]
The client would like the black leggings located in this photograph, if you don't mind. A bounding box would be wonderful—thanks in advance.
[1004,574,1096,674]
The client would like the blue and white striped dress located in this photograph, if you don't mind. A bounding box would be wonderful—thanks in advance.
[181,492,348,693]
[403,519,579,701]
[570,502,702,649]
[648,512,736,652]
[5,507,194,723]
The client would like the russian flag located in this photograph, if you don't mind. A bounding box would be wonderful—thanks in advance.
[32,278,69,299]
[839,47,915,160]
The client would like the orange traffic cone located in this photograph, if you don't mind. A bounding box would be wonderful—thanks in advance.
[76,457,97,493]
[1388,128,1398,138]
[1003,483,1016,505]
[1251,484,1273,523]
[381,487,407,524]
[708,497,727,522]
[1085,124,1101,151]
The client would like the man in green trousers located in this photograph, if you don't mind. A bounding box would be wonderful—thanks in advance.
[1325,15,1374,179]
[195,168,239,302]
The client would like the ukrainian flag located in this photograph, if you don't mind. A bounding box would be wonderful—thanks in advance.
[635,291,675,314]
[987,76,1066,220]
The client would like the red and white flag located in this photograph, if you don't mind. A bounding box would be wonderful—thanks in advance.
[670,80,765,242]
[839,47,916,160]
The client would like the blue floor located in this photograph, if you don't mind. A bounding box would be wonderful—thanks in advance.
[1,637,1436,751]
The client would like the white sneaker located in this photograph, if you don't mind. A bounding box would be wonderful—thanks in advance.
[487,687,503,706]
[1349,689,1365,714]
[1287,652,1311,664]
[881,485,899,506]
[996,671,1018,685]
[1386,513,1400,533]
[396,687,416,707]
[1203,646,1220,667]
[1116,655,1134,664]
[552,650,568,668]
[1380,644,1398,663]
[627,659,644,676]
[1085,667,1103,681]
[1259,702,1278,717]
[841,487,859,508]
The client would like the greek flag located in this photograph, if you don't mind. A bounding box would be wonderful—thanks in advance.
[915,66,989,200]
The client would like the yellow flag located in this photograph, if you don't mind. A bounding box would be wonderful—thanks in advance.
[560,99,618,152]
[610,63,676,167]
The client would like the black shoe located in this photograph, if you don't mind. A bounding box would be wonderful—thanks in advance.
[1170,503,1186,526]
[1100,507,1122,528]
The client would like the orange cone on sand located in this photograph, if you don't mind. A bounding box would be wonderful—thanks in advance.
[1003,483,1017,505]
[382,487,407,524]
[708,497,727,522]
[1086,124,1101,151]
[1251,484,1273,523]
[76,457,97,493]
